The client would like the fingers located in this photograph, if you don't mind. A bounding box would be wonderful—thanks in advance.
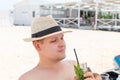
[85,77,95,80]
[84,72,95,79]
[93,73,102,80]
[84,72,102,80]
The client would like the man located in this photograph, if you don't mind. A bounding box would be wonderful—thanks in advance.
[19,16,101,80]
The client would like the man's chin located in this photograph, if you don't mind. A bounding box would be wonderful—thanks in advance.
[61,55,66,60]
[57,55,66,61]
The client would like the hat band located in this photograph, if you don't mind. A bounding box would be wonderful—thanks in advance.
[32,26,62,38]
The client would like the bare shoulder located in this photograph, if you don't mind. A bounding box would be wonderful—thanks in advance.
[18,67,37,80]
[62,60,76,77]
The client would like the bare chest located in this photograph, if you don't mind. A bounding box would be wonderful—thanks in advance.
[29,70,71,80]
[27,61,75,80]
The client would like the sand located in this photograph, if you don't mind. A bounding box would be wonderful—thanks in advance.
[0,26,120,80]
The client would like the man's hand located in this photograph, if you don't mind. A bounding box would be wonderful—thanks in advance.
[84,72,102,80]
[73,71,102,80]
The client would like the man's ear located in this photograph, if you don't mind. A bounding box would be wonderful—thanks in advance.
[33,41,41,50]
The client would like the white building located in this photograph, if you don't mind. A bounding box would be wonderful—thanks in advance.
[0,11,13,26]
[13,0,40,26]
[13,0,120,30]
[13,0,96,26]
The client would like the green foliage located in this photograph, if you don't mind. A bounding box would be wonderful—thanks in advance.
[74,64,84,80]
[100,13,112,19]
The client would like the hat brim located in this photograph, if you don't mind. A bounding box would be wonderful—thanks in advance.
[23,30,72,42]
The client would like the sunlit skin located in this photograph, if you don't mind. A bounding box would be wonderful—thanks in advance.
[19,33,102,80]
[35,33,66,68]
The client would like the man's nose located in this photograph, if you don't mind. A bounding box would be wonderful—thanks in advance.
[58,40,65,47]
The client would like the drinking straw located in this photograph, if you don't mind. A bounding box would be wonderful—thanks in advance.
[74,48,80,65]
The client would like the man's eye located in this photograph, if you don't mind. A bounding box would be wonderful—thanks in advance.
[51,40,56,43]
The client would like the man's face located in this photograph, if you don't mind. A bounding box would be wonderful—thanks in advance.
[39,33,66,61]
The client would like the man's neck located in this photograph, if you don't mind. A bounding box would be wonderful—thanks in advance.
[38,60,61,69]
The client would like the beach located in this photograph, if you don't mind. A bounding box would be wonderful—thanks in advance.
[1,26,120,80]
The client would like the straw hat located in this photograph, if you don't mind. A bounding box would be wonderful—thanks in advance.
[23,15,72,42]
